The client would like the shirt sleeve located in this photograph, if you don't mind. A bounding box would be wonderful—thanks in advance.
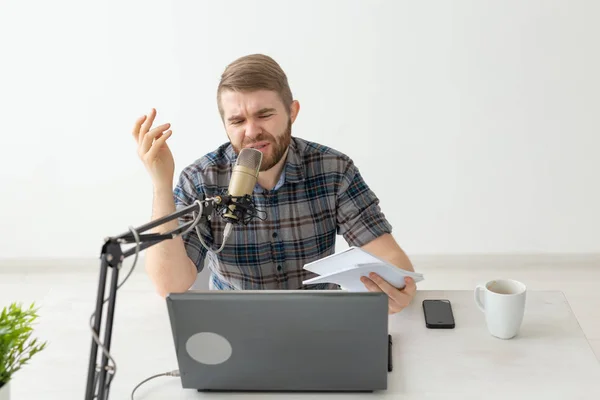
[173,168,214,272]
[336,160,392,247]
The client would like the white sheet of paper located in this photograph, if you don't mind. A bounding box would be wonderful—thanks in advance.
[302,261,424,291]
[303,246,401,276]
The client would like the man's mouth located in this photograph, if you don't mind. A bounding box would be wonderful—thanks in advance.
[247,142,270,150]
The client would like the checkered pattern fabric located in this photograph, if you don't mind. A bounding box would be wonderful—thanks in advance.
[173,137,392,290]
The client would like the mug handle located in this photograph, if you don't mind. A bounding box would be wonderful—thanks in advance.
[474,284,486,312]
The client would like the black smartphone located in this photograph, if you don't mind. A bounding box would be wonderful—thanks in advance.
[422,299,455,329]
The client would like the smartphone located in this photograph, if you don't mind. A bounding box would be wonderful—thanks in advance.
[422,299,455,329]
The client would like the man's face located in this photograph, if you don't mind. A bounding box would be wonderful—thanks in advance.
[220,89,298,171]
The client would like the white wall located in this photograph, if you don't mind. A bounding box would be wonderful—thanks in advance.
[0,0,599,260]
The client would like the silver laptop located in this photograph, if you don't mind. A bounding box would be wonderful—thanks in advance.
[166,290,390,392]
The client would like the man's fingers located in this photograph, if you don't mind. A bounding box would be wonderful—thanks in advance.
[362,275,417,314]
[140,123,171,154]
[360,276,382,293]
[132,115,147,142]
[145,130,172,161]
[140,108,157,136]
[388,302,395,315]
[362,275,416,314]
[369,274,416,311]
[389,300,402,314]
[402,277,417,298]
[367,273,401,300]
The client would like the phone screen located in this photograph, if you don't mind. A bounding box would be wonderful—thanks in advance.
[422,299,455,329]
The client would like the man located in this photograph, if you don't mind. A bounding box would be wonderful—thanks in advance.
[132,54,416,314]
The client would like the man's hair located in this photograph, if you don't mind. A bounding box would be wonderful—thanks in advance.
[217,54,294,119]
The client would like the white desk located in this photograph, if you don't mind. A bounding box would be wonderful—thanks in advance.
[7,290,600,399]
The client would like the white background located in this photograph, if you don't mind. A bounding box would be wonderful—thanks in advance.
[1,0,599,260]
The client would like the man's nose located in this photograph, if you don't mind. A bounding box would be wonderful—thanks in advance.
[245,120,262,139]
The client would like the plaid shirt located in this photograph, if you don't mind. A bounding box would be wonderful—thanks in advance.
[173,136,392,290]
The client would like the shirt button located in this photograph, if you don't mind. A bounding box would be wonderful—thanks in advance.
[272,232,278,238]
[277,265,282,272]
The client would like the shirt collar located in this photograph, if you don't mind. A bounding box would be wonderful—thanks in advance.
[254,168,285,192]
[282,137,305,184]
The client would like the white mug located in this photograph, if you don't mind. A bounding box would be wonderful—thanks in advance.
[474,279,526,339]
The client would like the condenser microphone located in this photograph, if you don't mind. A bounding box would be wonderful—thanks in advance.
[222,148,263,223]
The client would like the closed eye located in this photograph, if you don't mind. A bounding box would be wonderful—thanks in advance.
[259,114,273,119]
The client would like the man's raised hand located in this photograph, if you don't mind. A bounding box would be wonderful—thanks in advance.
[132,108,175,189]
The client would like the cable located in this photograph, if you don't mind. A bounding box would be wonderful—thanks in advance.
[195,222,232,254]
[117,225,141,290]
[130,369,180,400]
[187,199,233,254]
[178,200,205,237]
[173,199,229,254]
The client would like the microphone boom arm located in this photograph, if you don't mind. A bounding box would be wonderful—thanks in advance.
[112,200,215,255]
[85,192,264,399]
[85,197,215,400]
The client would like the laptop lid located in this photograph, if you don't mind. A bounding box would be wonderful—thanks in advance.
[166,290,389,392]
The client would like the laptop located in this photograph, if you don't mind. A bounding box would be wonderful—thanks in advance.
[166,290,390,392]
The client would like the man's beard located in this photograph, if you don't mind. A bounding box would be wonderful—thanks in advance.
[233,119,292,171]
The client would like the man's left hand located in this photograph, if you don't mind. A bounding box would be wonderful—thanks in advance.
[360,274,417,314]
